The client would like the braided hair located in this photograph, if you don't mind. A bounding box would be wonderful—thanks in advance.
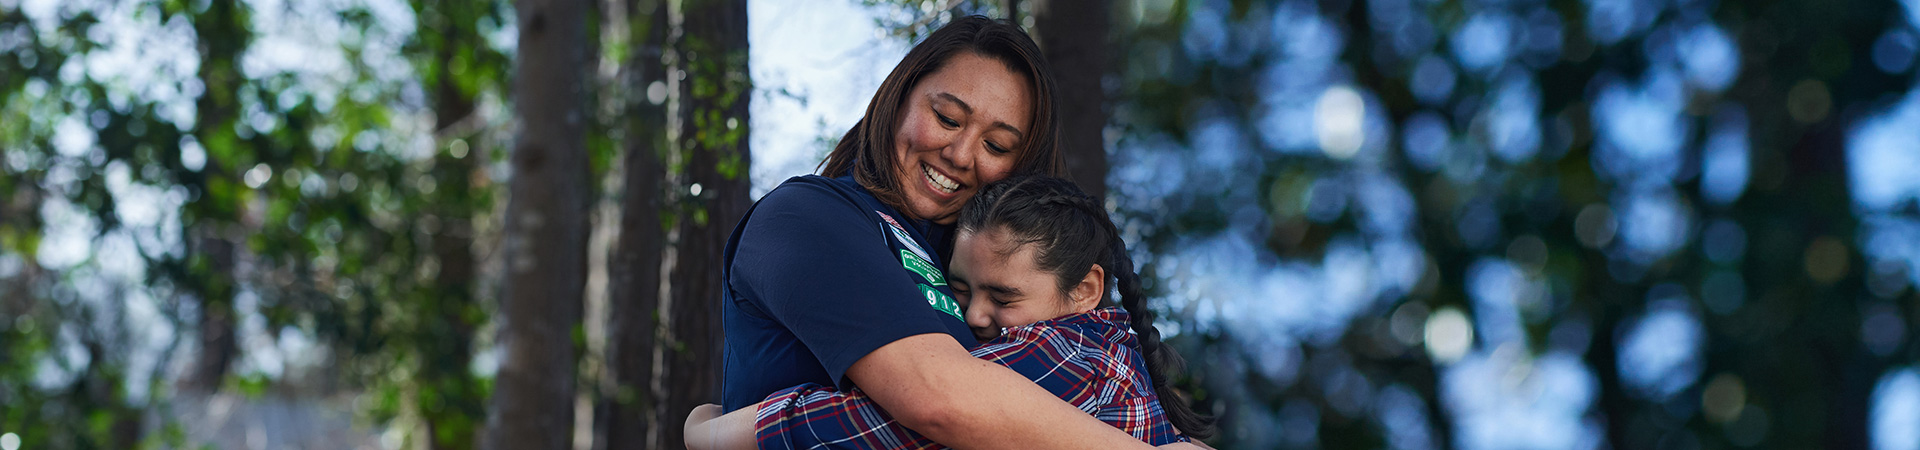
[956,175,1215,439]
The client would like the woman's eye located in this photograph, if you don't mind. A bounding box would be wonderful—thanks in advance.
[936,112,959,128]
[985,141,1010,154]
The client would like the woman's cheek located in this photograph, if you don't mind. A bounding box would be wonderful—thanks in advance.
[895,112,938,150]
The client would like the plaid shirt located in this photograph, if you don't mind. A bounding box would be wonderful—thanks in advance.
[751,307,1189,449]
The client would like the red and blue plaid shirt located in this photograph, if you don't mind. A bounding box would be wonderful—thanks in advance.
[751,307,1190,449]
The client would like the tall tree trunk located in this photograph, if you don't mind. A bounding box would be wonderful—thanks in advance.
[418,1,490,448]
[182,0,250,394]
[597,0,671,448]
[487,0,592,448]
[1031,0,1110,201]
[660,0,750,447]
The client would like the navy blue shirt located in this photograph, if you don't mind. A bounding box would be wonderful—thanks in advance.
[721,175,977,411]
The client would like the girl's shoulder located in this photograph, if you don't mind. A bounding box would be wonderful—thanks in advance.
[996,308,1136,351]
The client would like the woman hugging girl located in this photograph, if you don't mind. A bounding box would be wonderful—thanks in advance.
[688,175,1214,449]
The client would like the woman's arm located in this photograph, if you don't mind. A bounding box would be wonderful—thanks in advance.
[847,333,1159,450]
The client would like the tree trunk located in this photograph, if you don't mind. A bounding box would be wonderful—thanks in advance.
[597,0,672,448]
[419,1,490,448]
[1031,0,1110,201]
[660,0,750,447]
[486,0,592,448]
[182,0,249,394]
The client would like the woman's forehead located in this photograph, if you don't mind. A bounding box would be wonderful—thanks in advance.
[916,53,1032,128]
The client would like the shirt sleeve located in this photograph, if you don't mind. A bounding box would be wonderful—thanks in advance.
[751,323,1107,449]
[966,324,1106,408]
[729,181,957,390]
[752,384,943,450]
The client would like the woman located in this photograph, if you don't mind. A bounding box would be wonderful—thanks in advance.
[711,16,1186,449]
[691,176,1214,449]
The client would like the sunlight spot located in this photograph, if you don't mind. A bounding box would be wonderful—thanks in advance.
[1872,367,1920,450]
[1701,107,1751,206]
[1425,307,1473,364]
[1679,24,1740,92]
[1451,13,1513,76]
[181,136,207,172]
[1617,297,1703,400]
[244,163,273,189]
[1316,86,1367,159]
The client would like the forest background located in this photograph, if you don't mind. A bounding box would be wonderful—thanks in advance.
[4,0,1920,449]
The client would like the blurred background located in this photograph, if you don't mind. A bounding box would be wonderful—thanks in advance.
[2,0,1918,448]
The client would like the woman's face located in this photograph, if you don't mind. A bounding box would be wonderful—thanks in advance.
[951,228,1094,342]
[891,51,1033,224]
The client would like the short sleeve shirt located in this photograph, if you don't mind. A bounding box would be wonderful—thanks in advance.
[720,175,977,411]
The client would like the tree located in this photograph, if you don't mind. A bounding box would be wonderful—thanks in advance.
[1030,0,1112,201]
[597,0,672,448]
[486,0,592,448]
[408,1,510,448]
[180,0,252,394]
[659,0,751,446]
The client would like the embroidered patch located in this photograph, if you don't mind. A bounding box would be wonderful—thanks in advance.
[876,211,934,263]
[919,284,963,320]
[901,250,946,286]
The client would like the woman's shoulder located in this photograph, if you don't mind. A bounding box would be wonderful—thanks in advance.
[732,176,890,258]
[754,175,876,215]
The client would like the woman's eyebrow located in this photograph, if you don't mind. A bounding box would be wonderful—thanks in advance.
[935,92,1026,140]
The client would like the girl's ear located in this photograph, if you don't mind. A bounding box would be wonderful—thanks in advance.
[1067,264,1106,312]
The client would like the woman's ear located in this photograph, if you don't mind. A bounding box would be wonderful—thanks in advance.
[1067,264,1106,311]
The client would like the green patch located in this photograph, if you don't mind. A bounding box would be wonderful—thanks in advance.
[918,284,963,320]
[900,249,946,286]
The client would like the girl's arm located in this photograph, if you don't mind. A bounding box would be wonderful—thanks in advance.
[684,404,755,450]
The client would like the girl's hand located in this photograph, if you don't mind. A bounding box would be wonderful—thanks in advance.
[684,403,757,450]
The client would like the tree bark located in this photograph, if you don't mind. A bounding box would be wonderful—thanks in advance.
[486,0,592,448]
[660,0,750,447]
[1031,0,1110,201]
[597,0,671,448]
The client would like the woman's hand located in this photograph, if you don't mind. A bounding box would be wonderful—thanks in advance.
[683,403,756,450]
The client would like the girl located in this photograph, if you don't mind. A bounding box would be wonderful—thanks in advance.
[690,176,1215,449]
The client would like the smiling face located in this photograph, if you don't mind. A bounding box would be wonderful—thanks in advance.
[950,227,1103,342]
[890,51,1033,224]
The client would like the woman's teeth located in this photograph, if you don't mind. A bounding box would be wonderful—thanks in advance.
[924,164,959,193]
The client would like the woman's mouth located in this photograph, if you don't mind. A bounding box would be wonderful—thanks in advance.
[923,163,961,194]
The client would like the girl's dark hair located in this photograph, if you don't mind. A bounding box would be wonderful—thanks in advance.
[957,175,1215,440]
[819,15,1063,212]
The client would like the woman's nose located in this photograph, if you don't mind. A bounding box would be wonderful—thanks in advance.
[940,133,979,171]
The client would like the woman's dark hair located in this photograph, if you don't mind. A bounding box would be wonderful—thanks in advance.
[956,175,1215,439]
[819,15,1063,211]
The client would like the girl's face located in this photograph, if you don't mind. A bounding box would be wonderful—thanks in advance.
[890,51,1032,224]
[950,228,1102,342]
